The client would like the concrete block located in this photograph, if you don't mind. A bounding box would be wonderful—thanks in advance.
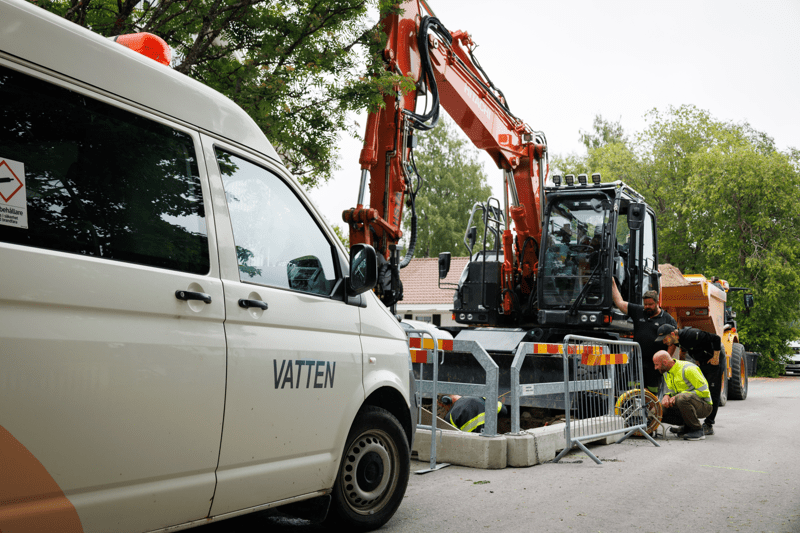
[505,432,539,467]
[413,415,628,469]
[528,423,566,463]
[413,428,507,469]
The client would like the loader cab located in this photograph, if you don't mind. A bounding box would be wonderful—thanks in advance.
[537,181,660,330]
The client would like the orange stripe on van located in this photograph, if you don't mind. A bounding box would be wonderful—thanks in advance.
[0,425,84,532]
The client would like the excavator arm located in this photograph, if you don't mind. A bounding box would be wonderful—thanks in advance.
[343,0,548,312]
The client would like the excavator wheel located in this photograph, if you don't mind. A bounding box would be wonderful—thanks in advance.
[615,389,662,434]
[728,343,748,400]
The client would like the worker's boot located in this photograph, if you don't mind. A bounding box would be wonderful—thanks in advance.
[683,428,705,441]
[702,422,714,436]
[669,425,687,437]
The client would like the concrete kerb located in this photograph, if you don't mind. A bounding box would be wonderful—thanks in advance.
[413,417,618,469]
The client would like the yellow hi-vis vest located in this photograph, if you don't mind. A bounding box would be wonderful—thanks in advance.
[449,399,504,432]
[664,359,712,404]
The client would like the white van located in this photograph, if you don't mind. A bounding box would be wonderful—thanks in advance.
[0,1,415,531]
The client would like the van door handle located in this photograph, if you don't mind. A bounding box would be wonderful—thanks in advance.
[239,299,268,310]
[175,290,212,304]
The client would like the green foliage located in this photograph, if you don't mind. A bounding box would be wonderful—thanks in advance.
[402,116,492,258]
[29,0,415,188]
[331,224,350,248]
[579,115,627,151]
[559,108,800,370]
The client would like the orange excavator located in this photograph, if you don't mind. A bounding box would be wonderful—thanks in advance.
[342,0,546,317]
[344,0,662,346]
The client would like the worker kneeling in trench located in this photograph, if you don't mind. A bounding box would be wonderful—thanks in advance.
[438,395,507,433]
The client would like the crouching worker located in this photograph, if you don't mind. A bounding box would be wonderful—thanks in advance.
[653,350,712,441]
[439,395,507,433]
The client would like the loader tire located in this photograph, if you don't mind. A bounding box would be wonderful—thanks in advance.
[728,343,748,400]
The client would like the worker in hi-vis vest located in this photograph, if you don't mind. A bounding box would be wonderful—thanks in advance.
[439,395,506,433]
[653,350,712,441]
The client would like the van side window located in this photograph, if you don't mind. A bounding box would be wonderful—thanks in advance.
[216,150,337,296]
[0,66,209,275]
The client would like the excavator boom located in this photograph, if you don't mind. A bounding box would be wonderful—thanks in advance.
[343,0,547,311]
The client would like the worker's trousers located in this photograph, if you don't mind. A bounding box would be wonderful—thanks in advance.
[672,393,712,430]
[699,362,722,425]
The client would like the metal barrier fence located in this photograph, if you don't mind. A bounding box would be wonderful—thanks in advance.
[408,333,500,473]
[510,336,661,465]
[553,335,660,464]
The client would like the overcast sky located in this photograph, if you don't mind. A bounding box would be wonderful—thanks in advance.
[309,0,800,228]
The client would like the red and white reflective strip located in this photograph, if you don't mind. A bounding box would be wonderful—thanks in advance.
[530,342,628,365]
[531,343,603,355]
[580,352,628,366]
[408,337,453,364]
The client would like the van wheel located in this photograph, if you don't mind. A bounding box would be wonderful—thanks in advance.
[327,406,410,531]
[728,343,748,400]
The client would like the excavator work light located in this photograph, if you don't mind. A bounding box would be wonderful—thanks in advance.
[553,174,562,186]
[592,173,601,184]
[577,174,587,186]
[565,174,575,186]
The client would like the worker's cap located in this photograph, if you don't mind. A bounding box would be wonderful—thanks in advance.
[643,290,659,302]
[440,396,453,406]
[655,324,677,342]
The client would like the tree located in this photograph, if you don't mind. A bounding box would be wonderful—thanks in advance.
[402,116,492,259]
[555,107,800,374]
[331,224,350,249]
[30,0,412,188]
[579,115,627,151]
[688,144,800,374]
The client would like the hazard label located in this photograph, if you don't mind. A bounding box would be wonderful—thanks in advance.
[0,158,28,229]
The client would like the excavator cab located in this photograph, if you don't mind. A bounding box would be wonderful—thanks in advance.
[537,180,660,334]
[448,178,660,340]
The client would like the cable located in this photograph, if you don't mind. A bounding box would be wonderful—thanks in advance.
[399,149,423,268]
[404,16,452,131]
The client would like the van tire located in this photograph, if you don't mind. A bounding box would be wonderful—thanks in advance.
[327,406,410,531]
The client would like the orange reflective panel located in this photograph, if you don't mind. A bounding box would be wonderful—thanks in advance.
[0,425,84,533]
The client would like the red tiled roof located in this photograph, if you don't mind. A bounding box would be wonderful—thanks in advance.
[399,257,470,305]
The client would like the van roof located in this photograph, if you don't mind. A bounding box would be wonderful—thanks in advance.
[0,0,280,162]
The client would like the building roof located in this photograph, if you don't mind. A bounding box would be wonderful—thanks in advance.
[399,257,470,305]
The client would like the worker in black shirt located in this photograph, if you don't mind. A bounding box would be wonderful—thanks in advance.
[656,324,722,436]
[612,280,677,394]
[439,395,506,433]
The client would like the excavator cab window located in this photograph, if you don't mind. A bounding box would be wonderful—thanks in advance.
[540,197,609,307]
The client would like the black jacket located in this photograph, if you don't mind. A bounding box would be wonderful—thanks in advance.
[676,327,722,365]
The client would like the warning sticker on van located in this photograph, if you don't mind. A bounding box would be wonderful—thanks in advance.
[0,158,27,229]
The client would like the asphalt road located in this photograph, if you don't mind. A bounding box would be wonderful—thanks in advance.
[199,376,800,533]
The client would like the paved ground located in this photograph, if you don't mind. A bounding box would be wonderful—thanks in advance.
[200,376,800,533]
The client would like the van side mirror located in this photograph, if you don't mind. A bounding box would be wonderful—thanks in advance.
[438,252,451,279]
[347,244,377,296]
[628,203,645,231]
